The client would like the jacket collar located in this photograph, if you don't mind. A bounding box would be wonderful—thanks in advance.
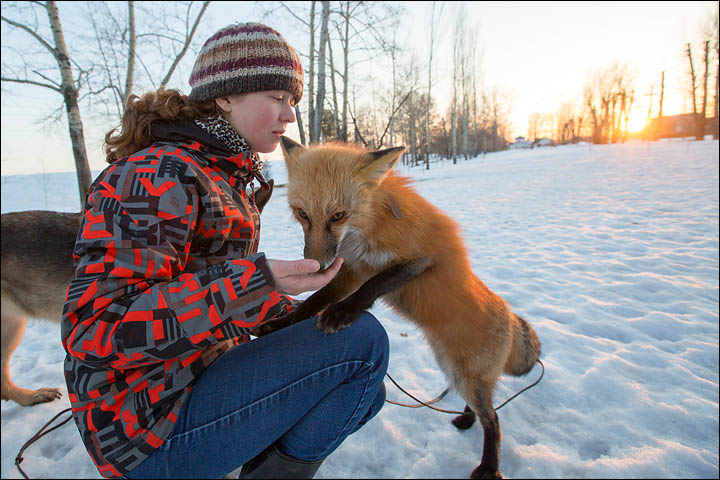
[149,120,268,189]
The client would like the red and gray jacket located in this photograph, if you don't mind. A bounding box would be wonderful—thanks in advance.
[61,120,292,478]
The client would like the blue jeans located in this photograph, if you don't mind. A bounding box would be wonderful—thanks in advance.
[125,312,389,478]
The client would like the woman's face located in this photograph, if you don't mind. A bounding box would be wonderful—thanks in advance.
[215,90,296,153]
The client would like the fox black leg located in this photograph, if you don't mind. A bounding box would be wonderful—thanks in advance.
[469,388,503,479]
[452,404,477,430]
[251,265,355,336]
[318,256,435,334]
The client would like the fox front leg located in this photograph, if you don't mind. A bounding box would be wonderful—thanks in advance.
[318,256,435,334]
[251,265,359,336]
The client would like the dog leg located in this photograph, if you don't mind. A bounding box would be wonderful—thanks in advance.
[1,313,62,406]
[466,382,503,479]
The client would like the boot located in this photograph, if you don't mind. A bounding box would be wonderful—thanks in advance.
[238,442,325,479]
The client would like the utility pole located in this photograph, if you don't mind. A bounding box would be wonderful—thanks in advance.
[659,71,665,118]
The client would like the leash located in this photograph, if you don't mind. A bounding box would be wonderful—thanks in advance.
[16,361,544,478]
[385,359,544,414]
[15,407,73,479]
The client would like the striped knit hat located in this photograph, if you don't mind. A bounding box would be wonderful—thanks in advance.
[188,23,303,104]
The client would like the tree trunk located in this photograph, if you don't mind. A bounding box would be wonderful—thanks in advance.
[341,1,350,142]
[308,0,317,143]
[327,33,340,139]
[687,43,698,119]
[425,1,440,168]
[122,0,135,106]
[312,0,330,143]
[47,1,92,205]
[295,105,306,145]
[699,40,709,140]
[659,71,665,118]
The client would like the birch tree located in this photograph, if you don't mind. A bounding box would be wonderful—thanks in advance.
[84,1,210,120]
[425,1,444,167]
[2,1,92,204]
[2,1,211,204]
[311,1,330,143]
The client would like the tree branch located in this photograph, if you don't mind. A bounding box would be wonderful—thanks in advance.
[30,69,61,88]
[160,0,210,88]
[1,13,57,59]
[377,87,415,148]
[277,1,310,27]
[1,76,62,93]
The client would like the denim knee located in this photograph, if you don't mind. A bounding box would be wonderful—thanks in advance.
[348,311,389,374]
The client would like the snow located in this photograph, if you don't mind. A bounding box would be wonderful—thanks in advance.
[1,140,718,479]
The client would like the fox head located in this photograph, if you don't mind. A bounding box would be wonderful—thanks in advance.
[280,136,405,269]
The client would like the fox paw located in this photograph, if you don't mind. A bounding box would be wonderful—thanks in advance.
[251,313,296,336]
[317,303,358,334]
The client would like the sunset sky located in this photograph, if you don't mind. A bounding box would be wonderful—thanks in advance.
[1,1,717,175]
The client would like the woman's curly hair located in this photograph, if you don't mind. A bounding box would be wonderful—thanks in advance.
[103,88,221,163]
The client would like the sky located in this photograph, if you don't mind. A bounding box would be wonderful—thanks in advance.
[1,1,717,176]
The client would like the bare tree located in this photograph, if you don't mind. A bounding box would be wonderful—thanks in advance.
[84,1,210,120]
[450,9,463,163]
[582,62,635,144]
[308,0,317,143]
[261,1,316,145]
[659,70,665,119]
[425,1,444,166]
[698,39,710,140]
[331,1,403,142]
[2,1,92,204]
[527,112,541,142]
[327,33,341,138]
[310,1,330,143]
[687,42,698,117]
[2,1,211,204]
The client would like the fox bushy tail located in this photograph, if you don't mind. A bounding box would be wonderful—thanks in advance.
[504,314,541,376]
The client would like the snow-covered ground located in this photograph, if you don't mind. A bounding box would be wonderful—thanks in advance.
[1,140,718,479]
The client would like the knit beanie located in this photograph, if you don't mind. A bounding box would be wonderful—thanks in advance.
[188,23,303,104]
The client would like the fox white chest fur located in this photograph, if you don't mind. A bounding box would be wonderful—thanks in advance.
[337,225,395,271]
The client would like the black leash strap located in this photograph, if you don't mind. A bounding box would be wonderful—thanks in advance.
[15,407,73,479]
[385,359,545,414]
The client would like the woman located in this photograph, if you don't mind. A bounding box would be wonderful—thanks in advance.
[61,23,389,479]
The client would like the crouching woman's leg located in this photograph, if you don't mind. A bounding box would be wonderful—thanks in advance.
[124,311,388,479]
[275,311,389,461]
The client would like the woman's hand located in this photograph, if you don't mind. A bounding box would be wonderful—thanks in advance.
[267,257,343,296]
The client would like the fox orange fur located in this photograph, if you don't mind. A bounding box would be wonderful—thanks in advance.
[254,137,541,479]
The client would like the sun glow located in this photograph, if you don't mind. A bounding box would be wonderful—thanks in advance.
[626,112,648,133]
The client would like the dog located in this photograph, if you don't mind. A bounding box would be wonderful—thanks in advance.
[1,180,274,406]
[253,137,541,479]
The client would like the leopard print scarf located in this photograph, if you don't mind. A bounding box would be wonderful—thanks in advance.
[194,115,263,173]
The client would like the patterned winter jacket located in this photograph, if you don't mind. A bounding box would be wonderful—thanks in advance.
[61,120,293,478]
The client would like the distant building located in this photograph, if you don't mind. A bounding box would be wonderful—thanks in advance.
[509,136,533,149]
[646,113,714,139]
[533,137,556,147]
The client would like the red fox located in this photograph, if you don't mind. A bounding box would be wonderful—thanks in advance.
[254,137,541,479]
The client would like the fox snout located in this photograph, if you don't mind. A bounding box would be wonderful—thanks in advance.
[303,230,340,271]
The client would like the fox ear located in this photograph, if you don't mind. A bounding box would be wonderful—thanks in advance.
[280,136,305,168]
[358,146,405,185]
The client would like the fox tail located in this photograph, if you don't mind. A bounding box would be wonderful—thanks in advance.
[504,314,541,376]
